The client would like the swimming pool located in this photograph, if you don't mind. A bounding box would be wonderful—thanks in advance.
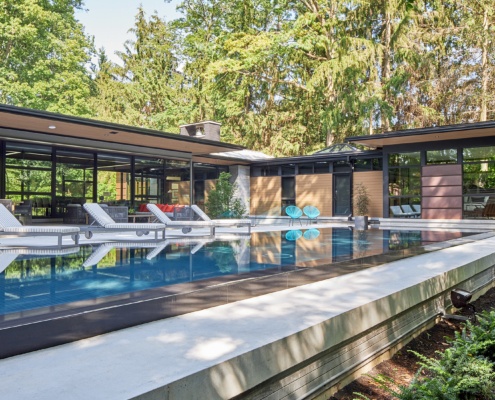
[0,227,472,317]
[0,227,481,358]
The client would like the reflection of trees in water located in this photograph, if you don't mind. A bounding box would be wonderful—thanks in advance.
[3,247,93,281]
[355,229,370,257]
[207,241,240,273]
[388,230,421,250]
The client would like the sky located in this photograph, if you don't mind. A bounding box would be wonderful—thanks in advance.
[75,0,182,64]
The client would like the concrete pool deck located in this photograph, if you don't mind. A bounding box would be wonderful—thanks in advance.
[0,221,495,399]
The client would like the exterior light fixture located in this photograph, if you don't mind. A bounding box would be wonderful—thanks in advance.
[441,288,476,322]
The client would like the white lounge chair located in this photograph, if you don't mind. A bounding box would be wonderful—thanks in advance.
[146,204,215,237]
[83,241,161,267]
[83,203,166,239]
[0,204,80,247]
[190,205,251,234]
[145,237,216,260]
[0,246,79,274]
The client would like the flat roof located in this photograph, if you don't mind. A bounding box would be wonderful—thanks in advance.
[345,120,495,148]
[0,105,244,157]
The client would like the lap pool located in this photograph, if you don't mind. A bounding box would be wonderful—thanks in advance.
[0,227,478,358]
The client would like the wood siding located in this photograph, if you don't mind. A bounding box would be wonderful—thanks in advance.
[177,181,190,204]
[422,165,462,219]
[250,176,282,215]
[296,174,332,216]
[353,171,383,218]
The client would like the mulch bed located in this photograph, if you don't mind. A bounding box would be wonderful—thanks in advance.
[329,287,495,400]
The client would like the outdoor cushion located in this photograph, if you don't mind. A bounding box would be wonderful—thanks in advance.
[84,203,115,227]
[0,204,22,228]
[104,223,166,230]
[138,204,148,212]
[3,226,79,233]
[164,204,174,212]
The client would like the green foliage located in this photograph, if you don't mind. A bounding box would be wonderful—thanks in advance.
[361,310,495,399]
[205,172,246,219]
[0,0,95,115]
[354,183,370,216]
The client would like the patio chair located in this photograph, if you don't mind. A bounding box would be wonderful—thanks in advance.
[303,206,320,225]
[1,246,79,274]
[412,204,421,214]
[303,228,320,240]
[145,237,216,260]
[285,205,303,226]
[190,205,251,234]
[401,204,421,218]
[146,204,215,236]
[83,203,165,240]
[83,241,161,267]
[389,205,416,218]
[0,204,80,247]
[285,229,303,241]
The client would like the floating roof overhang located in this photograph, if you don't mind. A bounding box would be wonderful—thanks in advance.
[345,120,495,148]
[249,149,382,165]
[0,105,244,160]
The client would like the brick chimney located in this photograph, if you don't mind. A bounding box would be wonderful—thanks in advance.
[179,121,221,142]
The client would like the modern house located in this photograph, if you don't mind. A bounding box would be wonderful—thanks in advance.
[1,104,495,220]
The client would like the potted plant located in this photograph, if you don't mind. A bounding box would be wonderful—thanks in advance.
[354,183,370,230]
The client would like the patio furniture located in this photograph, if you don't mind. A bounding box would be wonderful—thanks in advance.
[146,204,215,236]
[285,229,303,240]
[412,204,421,214]
[86,204,129,224]
[285,205,303,226]
[303,206,320,225]
[83,241,161,267]
[303,228,320,240]
[389,205,416,218]
[401,204,421,218]
[190,205,251,234]
[14,200,32,224]
[0,204,80,247]
[145,237,216,260]
[64,204,87,224]
[83,203,165,240]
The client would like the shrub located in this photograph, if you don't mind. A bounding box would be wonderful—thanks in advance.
[360,310,495,399]
[205,171,246,219]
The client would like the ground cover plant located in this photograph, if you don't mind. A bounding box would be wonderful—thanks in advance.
[331,287,495,400]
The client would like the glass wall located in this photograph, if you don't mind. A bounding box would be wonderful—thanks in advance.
[97,153,132,205]
[388,152,421,209]
[55,150,94,215]
[0,138,203,219]
[135,157,165,205]
[463,146,495,218]
[5,143,52,216]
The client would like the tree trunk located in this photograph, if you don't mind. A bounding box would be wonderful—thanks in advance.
[382,9,391,132]
[480,9,488,121]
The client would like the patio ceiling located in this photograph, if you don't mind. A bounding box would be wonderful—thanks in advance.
[346,121,495,148]
[0,105,244,157]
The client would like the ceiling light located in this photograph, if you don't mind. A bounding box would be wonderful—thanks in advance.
[48,125,56,129]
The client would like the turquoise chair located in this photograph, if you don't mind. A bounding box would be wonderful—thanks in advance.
[285,229,303,241]
[285,205,303,226]
[303,206,320,225]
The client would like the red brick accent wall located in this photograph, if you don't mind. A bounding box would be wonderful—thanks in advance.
[422,165,462,219]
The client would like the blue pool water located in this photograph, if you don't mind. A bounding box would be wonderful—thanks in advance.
[0,228,473,316]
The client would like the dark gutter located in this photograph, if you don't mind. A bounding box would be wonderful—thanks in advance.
[0,104,244,151]
[345,120,495,143]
